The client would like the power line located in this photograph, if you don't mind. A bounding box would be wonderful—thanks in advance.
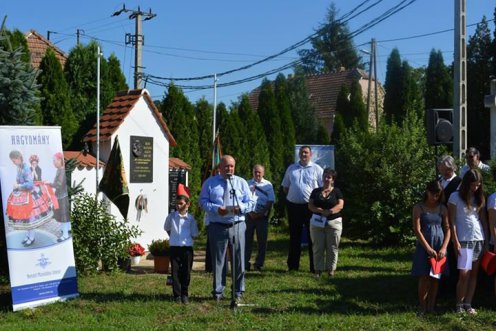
[144,0,413,83]
[375,18,495,43]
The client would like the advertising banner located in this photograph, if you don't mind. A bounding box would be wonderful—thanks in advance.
[294,145,335,169]
[0,126,78,311]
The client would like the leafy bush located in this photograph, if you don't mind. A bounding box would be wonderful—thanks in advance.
[336,111,435,245]
[71,193,141,274]
[148,239,170,256]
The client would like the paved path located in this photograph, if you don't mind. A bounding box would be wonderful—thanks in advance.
[130,250,207,274]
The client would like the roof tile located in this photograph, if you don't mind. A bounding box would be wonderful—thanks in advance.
[25,30,67,69]
[83,89,176,146]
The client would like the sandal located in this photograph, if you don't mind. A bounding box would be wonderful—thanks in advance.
[463,304,477,315]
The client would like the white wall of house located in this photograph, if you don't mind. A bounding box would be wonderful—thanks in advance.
[91,97,171,249]
[71,165,99,196]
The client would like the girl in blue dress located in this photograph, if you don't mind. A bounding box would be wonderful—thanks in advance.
[411,180,450,315]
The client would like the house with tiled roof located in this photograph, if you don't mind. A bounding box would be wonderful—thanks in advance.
[63,151,105,196]
[82,88,186,247]
[25,30,67,69]
[248,68,384,138]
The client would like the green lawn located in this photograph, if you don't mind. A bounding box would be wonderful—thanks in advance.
[1,233,496,330]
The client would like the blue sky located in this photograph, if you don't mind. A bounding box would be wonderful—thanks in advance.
[2,0,496,106]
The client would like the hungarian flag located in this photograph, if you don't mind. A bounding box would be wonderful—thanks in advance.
[99,136,130,218]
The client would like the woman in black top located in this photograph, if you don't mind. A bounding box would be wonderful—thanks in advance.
[308,168,344,277]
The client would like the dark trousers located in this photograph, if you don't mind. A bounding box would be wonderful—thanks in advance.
[170,246,194,298]
[286,200,314,272]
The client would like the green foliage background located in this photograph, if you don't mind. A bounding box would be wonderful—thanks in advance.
[337,112,435,245]
[71,193,141,275]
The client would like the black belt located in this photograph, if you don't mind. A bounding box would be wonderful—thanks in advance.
[211,221,242,228]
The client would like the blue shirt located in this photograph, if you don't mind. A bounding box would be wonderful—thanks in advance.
[17,163,33,191]
[200,174,255,225]
[282,161,323,204]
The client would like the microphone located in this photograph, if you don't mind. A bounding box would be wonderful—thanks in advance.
[227,174,235,197]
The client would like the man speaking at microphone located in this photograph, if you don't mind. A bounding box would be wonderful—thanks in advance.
[200,155,254,302]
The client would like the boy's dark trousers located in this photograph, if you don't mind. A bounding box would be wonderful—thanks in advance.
[170,246,194,298]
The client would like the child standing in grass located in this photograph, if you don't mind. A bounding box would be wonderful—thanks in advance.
[164,184,198,304]
[411,180,450,315]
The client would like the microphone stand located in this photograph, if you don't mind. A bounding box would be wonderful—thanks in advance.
[227,175,239,310]
[226,175,255,311]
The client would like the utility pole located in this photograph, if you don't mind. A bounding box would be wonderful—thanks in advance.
[373,38,378,130]
[112,5,156,89]
[364,38,378,131]
[366,39,373,128]
[76,29,84,45]
[453,0,467,159]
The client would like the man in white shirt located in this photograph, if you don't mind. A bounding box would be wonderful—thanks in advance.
[282,146,323,273]
[460,147,490,178]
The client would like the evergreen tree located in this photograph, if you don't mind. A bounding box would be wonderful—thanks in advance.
[383,48,403,124]
[333,80,367,141]
[258,79,285,189]
[0,32,40,125]
[0,28,30,63]
[401,60,424,117]
[220,108,249,178]
[107,53,128,93]
[492,8,496,77]
[467,16,492,159]
[349,79,368,130]
[65,42,99,148]
[424,49,453,110]
[160,83,192,160]
[316,124,330,145]
[237,95,271,179]
[65,41,125,149]
[331,112,345,143]
[160,84,201,215]
[287,76,319,143]
[383,49,421,125]
[274,74,296,167]
[335,84,351,126]
[410,67,427,118]
[195,98,213,179]
[216,102,229,145]
[38,48,77,148]
[297,3,361,74]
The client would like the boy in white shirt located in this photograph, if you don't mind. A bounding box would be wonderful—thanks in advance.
[164,184,199,304]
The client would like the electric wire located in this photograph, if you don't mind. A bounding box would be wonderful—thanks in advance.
[143,0,415,83]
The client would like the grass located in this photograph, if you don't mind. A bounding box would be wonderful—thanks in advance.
[1,233,496,330]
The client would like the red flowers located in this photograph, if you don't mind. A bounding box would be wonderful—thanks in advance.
[128,243,145,257]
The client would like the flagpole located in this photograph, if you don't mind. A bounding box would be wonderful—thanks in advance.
[96,46,101,196]
[211,73,217,170]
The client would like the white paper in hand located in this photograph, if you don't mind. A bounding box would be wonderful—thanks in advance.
[429,268,442,279]
[310,214,326,228]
